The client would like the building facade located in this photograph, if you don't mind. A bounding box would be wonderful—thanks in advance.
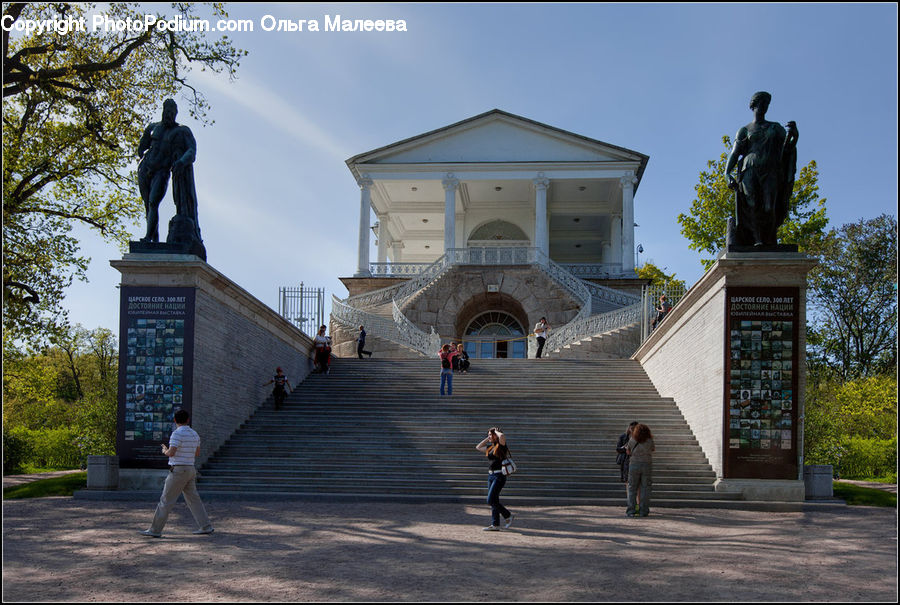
[332,109,649,359]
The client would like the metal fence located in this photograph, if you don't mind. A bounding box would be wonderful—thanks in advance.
[641,282,689,342]
[278,283,325,337]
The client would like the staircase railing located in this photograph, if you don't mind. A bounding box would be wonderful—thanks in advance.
[336,246,645,357]
[331,294,401,341]
[545,302,643,354]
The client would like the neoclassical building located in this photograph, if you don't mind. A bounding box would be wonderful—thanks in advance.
[331,109,649,359]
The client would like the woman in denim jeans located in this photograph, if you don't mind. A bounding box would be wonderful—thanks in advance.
[438,344,457,396]
[626,423,655,517]
[475,427,514,531]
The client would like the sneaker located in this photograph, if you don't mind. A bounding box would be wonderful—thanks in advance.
[192,526,215,535]
[483,525,500,531]
[139,529,162,538]
[503,514,514,529]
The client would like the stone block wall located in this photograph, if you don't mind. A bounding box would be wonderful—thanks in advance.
[633,252,816,480]
[112,254,314,467]
[402,265,581,341]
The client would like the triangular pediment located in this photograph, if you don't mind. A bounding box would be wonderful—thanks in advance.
[348,109,647,166]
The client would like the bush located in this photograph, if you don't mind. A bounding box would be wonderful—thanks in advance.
[3,426,82,471]
[3,426,33,473]
[832,436,897,481]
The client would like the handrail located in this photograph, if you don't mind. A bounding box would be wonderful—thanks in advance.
[336,246,643,357]
[545,302,642,354]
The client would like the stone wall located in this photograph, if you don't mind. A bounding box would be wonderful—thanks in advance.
[111,254,314,467]
[401,265,581,342]
[633,251,816,499]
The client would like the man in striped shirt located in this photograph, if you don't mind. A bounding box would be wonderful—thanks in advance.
[140,409,214,537]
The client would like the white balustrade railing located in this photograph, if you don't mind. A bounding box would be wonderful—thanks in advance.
[369,262,433,277]
[545,302,643,354]
[331,294,399,339]
[583,280,641,307]
[560,263,628,279]
[392,299,441,355]
[337,246,644,357]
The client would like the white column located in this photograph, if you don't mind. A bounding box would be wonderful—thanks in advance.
[355,176,374,277]
[376,214,389,264]
[391,241,404,263]
[442,175,459,257]
[533,176,550,261]
[620,174,637,274]
[611,213,622,273]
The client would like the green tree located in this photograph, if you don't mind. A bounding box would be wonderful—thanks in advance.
[636,261,686,290]
[2,2,245,344]
[808,214,898,380]
[678,136,829,269]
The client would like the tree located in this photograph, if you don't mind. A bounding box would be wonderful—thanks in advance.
[808,214,897,381]
[636,261,686,291]
[2,2,245,344]
[678,136,829,269]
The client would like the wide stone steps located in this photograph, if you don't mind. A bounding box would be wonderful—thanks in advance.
[199,359,741,505]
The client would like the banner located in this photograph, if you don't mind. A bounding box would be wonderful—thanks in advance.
[724,287,800,479]
[116,287,195,468]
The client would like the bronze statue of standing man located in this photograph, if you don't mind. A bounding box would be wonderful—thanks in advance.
[725,91,799,248]
[137,98,206,260]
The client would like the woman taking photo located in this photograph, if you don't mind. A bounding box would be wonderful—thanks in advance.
[475,427,514,531]
[626,423,655,517]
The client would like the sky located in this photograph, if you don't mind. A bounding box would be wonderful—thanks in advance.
[60,2,898,335]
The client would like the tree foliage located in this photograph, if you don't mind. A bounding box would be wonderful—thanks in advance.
[678,136,829,269]
[3,323,119,468]
[807,214,898,381]
[636,261,686,291]
[2,2,245,344]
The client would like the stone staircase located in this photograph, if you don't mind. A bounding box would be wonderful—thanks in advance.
[544,322,642,360]
[198,359,746,508]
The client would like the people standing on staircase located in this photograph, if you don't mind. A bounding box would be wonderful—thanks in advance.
[438,344,457,396]
[357,325,373,359]
[476,427,514,531]
[313,325,332,375]
[616,421,639,483]
[534,317,550,358]
[626,423,655,517]
[262,367,292,410]
[651,295,672,331]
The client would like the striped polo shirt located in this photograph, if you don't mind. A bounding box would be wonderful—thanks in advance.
[168,425,200,466]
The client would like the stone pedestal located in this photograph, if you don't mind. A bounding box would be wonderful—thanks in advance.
[110,254,314,480]
[804,465,834,499]
[635,250,817,502]
[86,455,119,490]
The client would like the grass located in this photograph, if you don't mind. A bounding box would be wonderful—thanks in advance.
[833,481,897,507]
[3,472,87,499]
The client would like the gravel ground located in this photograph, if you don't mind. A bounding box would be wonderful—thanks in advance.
[2,498,896,602]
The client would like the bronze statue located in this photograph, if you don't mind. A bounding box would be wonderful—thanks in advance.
[137,99,206,260]
[725,91,799,248]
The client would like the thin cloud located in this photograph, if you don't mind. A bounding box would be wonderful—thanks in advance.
[192,69,350,160]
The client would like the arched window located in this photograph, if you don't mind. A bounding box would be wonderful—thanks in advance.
[464,311,527,359]
[468,220,529,244]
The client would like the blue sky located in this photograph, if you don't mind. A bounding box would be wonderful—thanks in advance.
[63,2,898,334]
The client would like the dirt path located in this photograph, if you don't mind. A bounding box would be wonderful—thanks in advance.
[2,498,896,602]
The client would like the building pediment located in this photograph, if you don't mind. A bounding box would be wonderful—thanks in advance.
[347,109,648,171]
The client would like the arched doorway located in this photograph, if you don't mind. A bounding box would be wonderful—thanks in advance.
[464,311,527,359]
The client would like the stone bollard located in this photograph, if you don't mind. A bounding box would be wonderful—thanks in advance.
[804,464,834,499]
[86,455,119,490]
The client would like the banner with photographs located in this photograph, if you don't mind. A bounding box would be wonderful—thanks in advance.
[724,287,800,479]
[116,286,195,468]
